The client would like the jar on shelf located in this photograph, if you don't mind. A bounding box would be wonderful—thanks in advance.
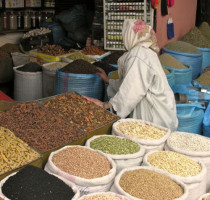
[3,12,8,30]
[24,11,31,29]
[9,11,17,30]
[17,11,24,29]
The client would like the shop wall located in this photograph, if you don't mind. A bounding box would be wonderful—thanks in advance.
[156,0,197,49]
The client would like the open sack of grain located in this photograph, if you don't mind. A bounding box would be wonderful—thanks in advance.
[86,135,145,173]
[45,145,116,196]
[0,165,80,200]
[112,118,171,153]
[143,150,207,200]
[78,192,131,200]
[110,166,188,200]
[165,131,210,191]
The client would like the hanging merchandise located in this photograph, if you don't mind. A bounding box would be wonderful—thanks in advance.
[167,0,174,7]
[167,18,174,39]
[203,102,210,136]
[161,0,168,16]
[151,0,160,9]
[176,102,205,134]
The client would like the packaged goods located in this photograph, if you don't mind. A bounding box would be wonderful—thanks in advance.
[86,135,145,173]
[43,92,118,132]
[0,126,40,175]
[59,59,99,74]
[112,119,171,153]
[17,62,42,72]
[195,71,210,87]
[159,53,188,69]
[143,150,207,200]
[111,166,188,200]
[79,192,131,200]
[166,131,210,191]
[181,27,210,48]
[199,22,210,42]
[93,61,117,75]
[101,51,125,65]
[0,102,85,152]
[164,41,201,54]
[45,145,116,196]
[81,46,107,56]
[1,166,78,200]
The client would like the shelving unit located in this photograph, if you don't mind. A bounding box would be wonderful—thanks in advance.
[103,0,153,50]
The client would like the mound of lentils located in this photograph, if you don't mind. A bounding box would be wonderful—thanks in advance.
[162,67,170,75]
[119,168,184,200]
[164,41,201,54]
[66,52,95,63]
[80,193,127,200]
[44,62,68,70]
[181,27,210,48]
[159,53,188,69]
[59,59,99,74]
[17,62,42,72]
[101,51,125,65]
[199,22,210,42]
[116,121,167,140]
[167,132,210,152]
[147,151,202,177]
[52,146,112,179]
[195,71,210,87]
[93,61,117,75]
[2,165,75,200]
[90,136,140,155]
[43,92,119,132]
[0,102,85,152]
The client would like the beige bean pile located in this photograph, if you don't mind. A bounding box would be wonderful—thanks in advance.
[81,193,124,200]
[148,151,202,177]
[168,132,210,152]
[117,122,167,139]
[44,62,68,69]
[162,67,170,75]
[196,71,210,87]
[52,147,112,179]
[199,22,210,42]
[119,169,184,200]
[0,126,40,175]
[203,195,210,200]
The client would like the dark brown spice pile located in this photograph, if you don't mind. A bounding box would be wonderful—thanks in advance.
[0,49,10,59]
[44,92,119,132]
[0,43,20,53]
[2,165,75,200]
[93,61,117,75]
[101,51,125,65]
[17,62,42,72]
[59,59,99,74]
[0,102,85,152]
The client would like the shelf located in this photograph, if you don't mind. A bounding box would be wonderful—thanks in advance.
[0,29,31,34]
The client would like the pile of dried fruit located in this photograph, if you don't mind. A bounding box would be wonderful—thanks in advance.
[81,45,107,55]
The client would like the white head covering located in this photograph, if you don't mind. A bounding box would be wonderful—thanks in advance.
[122,19,159,52]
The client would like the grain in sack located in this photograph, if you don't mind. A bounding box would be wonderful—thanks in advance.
[0,165,80,200]
[112,118,171,153]
[110,166,188,200]
[45,145,116,196]
[165,131,210,191]
[143,150,207,200]
[86,135,145,173]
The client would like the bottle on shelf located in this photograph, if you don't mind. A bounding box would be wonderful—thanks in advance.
[3,12,8,30]
[17,11,24,29]
[31,11,36,29]
[36,11,42,28]
[9,11,17,30]
[24,11,31,29]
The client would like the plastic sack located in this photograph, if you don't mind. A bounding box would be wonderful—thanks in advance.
[165,131,210,191]
[176,102,205,134]
[198,193,210,200]
[165,68,175,87]
[0,172,80,200]
[110,166,189,200]
[78,192,131,200]
[45,145,116,196]
[13,65,42,101]
[163,65,192,85]
[162,47,202,80]
[11,52,30,67]
[197,47,210,71]
[203,102,210,136]
[143,150,207,200]
[85,135,145,173]
[112,118,171,154]
[55,67,104,100]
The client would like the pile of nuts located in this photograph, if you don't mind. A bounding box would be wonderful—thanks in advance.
[81,46,107,55]
[22,28,51,39]
[38,44,70,56]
